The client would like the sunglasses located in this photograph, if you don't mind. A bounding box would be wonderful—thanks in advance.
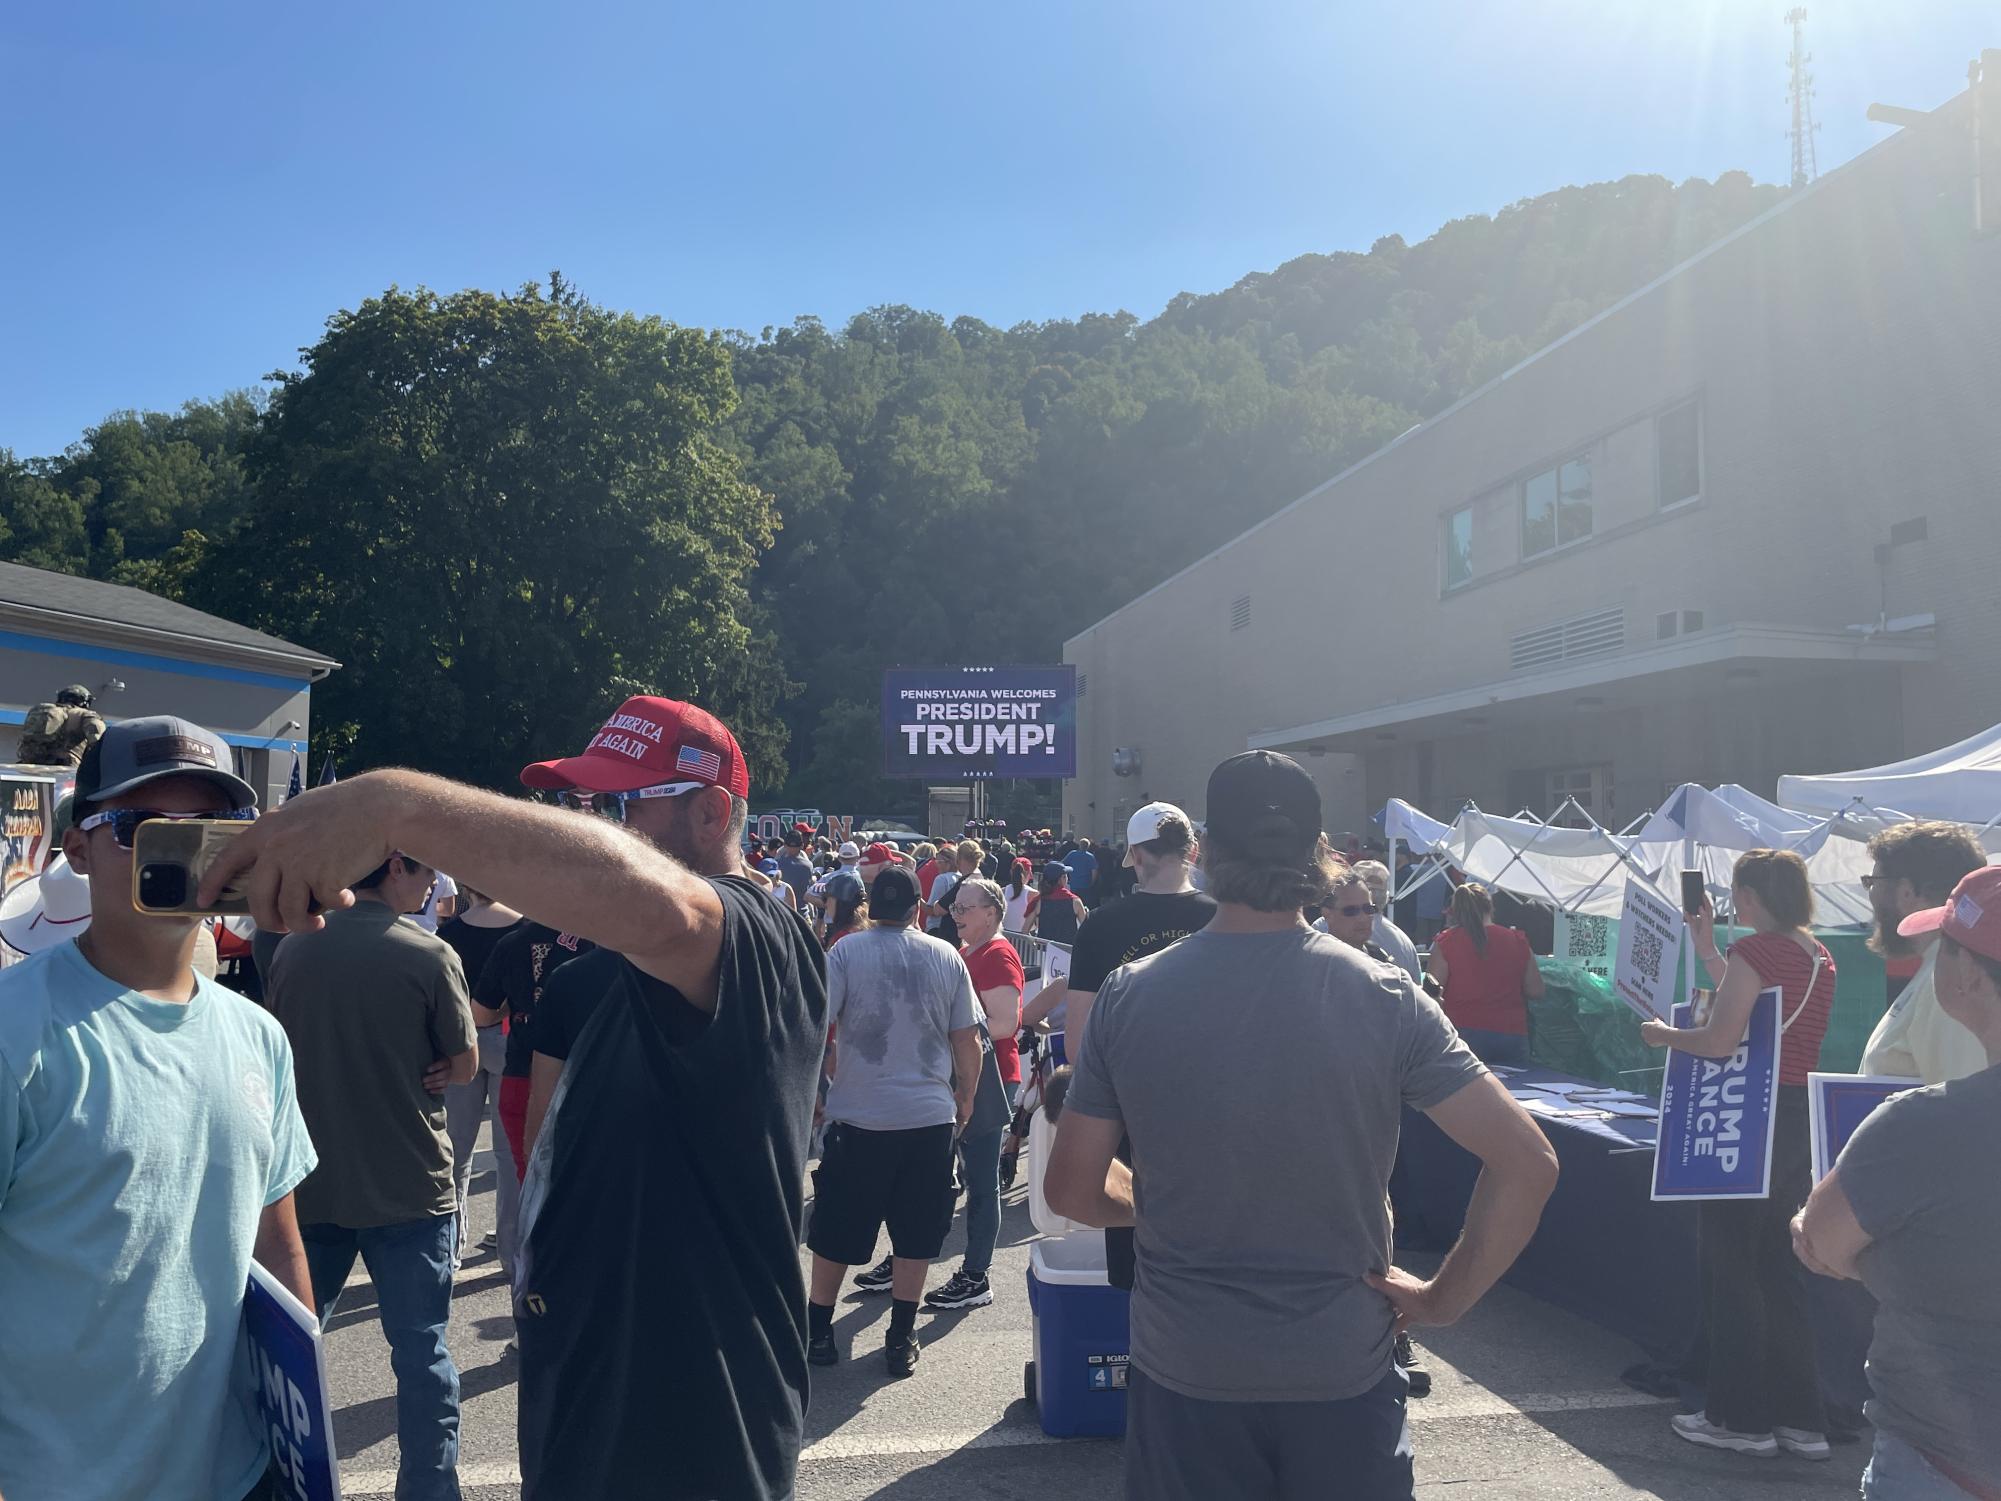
[555,782,705,823]
[1330,902,1378,917]
[77,807,257,850]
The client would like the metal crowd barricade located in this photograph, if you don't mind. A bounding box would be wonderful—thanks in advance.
[1006,929,1071,983]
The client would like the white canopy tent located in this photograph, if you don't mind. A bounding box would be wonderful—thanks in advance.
[1379,783,1878,926]
[1778,722,2001,832]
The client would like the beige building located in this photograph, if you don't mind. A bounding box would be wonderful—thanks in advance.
[1066,76,2000,842]
[0,562,337,807]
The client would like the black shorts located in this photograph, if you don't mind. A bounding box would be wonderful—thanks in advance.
[807,1121,957,1265]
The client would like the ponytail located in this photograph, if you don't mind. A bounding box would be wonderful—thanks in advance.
[1450,882,1493,955]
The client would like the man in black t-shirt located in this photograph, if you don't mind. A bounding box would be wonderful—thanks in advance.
[474,917,592,1244]
[1064,802,1216,1294]
[522,944,623,1160]
[200,695,828,1501]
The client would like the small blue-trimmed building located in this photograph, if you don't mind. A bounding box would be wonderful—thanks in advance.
[0,561,338,807]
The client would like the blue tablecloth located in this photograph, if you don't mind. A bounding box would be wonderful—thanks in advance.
[1389,1067,1873,1406]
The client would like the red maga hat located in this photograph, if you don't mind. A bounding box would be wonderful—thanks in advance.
[521,695,750,798]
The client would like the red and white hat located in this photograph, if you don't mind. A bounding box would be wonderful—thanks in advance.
[520,696,750,798]
[1898,864,2001,962]
[0,855,92,955]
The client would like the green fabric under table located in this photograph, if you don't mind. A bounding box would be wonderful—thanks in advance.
[1526,928,1887,1087]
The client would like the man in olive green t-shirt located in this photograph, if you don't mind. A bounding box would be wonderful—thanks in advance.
[269,852,478,1501]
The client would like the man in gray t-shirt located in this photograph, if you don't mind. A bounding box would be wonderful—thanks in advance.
[806,867,981,1378]
[1048,750,1559,1501]
[1792,865,2001,1494]
[823,913,981,1132]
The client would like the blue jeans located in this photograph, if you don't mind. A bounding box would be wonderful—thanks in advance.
[302,1216,463,1501]
[958,1081,1021,1276]
[1458,1028,1529,1068]
[1864,1430,1979,1499]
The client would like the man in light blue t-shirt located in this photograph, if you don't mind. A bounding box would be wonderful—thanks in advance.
[0,717,317,1501]
[1063,839,1099,904]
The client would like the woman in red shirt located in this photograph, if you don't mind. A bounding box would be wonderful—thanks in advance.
[1424,883,1543,1066]
[924,876,1023,1312]
[1640,848,1835,1461]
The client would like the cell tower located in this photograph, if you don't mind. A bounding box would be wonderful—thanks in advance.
[1785,8,1821,188]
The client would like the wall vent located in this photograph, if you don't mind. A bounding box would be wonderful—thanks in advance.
[1076,672,1088,698]
[1656,608,1706,641]
[1230,594,1252,631]
[1511,606,1625,670]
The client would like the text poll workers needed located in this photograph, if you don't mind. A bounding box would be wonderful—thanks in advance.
[882,667,1077,780]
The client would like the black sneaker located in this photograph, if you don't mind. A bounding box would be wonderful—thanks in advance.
[808,1330,838,1367]
[853,1255,895,1294]
[884,1331,920,1378]
[1395,1333,1432,1397]
[924,1269,993,1310]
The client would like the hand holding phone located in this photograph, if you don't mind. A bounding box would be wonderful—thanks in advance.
[1680,868,1706,917]
[131,819,254,917]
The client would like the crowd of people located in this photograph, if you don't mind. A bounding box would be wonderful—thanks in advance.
[0,692,1995,1501]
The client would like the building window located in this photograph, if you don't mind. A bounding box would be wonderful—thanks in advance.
[1522,455,1592,558]
[1657,400,1701,508]
[1443,507,1473,591]
[1546,764,1614,826]
[1229,593,1251,631]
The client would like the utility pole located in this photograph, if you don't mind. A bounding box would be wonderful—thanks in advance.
[1785,8,1821,189]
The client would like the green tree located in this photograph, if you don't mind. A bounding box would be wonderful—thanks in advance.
[0,172,1789,807]
[0,450,89,573]
[196,277,789,788]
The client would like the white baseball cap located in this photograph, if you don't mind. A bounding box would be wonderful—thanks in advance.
[1123,802,1190,866]
[838,841,861,860]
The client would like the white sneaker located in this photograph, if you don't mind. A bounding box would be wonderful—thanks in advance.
[1671,1412,1778,1456]
[1774,1426,1832,1461]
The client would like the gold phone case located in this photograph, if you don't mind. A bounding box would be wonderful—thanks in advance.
[130,819,252,916]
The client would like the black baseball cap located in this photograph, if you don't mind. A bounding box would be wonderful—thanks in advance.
[75,716,260,810]
[870,865,921,922]
[1205,750,1321,860]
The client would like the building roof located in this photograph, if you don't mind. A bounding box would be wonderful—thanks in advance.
[1067,90,1957,649]
[0,560,339,674]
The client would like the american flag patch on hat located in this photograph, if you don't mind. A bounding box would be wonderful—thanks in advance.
[676,744,723,781]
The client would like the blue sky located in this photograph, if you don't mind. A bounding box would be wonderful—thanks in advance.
[2,0,1990,457]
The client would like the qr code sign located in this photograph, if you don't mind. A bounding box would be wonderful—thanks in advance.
[1561,914,1614,978]
[1631,925,1665,984]
[1568,916,1610,959]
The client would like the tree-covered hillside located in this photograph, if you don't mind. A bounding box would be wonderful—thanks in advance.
[0,171,1782,798]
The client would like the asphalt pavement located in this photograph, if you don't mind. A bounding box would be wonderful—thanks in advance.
[324,1122,1867,1499]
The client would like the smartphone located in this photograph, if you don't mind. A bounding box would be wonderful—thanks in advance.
[1680,868,1706,917]
[131,819,252,916]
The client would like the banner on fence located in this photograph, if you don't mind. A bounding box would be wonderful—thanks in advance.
[1612,882,1685,1021]
[1651,987,1781,1201]
[750,809,854,846]
[1807,1072,1918,1183]
[243,1262,341,1501]
[882,666,1077,780]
